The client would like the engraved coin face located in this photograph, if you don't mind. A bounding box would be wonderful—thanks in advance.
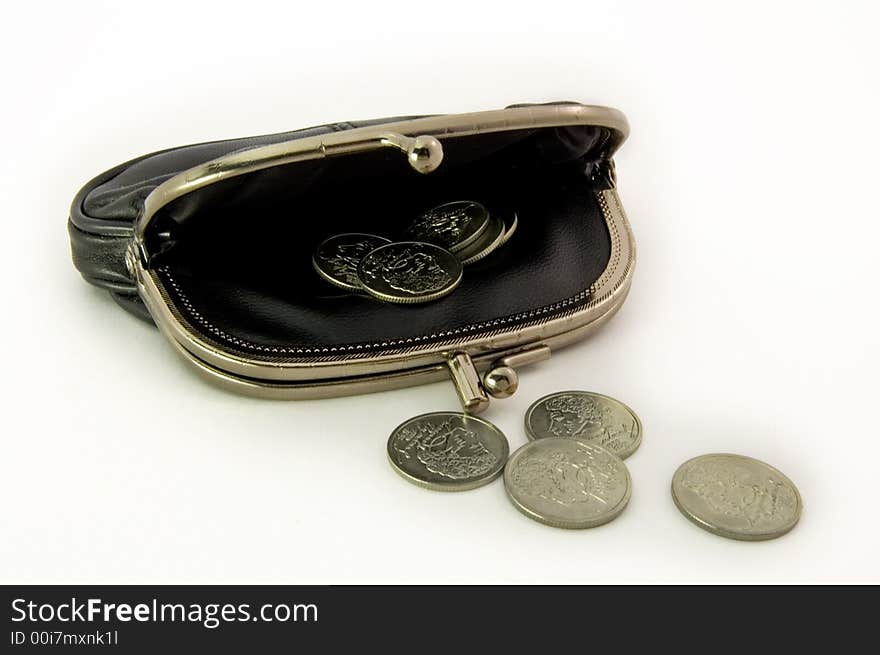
[504,438,632,529]
[524,391,642,459]
[312,233,391,290]
[671,453,802,541]
[387,412,509,491]
[457,215,506,266]
[404,201,490,253]
[358,241,462,303]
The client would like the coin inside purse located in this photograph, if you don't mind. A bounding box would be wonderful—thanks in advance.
[140,125,617,357]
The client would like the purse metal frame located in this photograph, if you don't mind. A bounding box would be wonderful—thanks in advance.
[127,104,635,411]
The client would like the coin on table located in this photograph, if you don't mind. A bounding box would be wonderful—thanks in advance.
[404,200,490,253]
[312,233,391,291]
[457,214,506,266]
[387,412,509,491]
[524,391,642,459]
[671,453,802,541]
[504,438,632,529]
[358,241,462,304]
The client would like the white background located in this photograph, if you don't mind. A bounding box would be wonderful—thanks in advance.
[2,0,877,584]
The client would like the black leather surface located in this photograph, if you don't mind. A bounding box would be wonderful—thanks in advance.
[69,116,422,310]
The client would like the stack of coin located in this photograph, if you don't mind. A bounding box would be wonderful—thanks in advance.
[385,389,803,540]
[312,200,516,304]
[402,200,517,266]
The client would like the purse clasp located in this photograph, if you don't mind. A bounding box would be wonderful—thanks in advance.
[445,345,552,413]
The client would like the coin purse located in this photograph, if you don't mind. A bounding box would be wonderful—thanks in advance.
[69,103,635,412]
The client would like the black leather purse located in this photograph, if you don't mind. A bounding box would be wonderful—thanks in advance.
[69,102,635,412]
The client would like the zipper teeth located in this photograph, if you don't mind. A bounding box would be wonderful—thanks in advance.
[160,272,593,355]
[157,190,622,358]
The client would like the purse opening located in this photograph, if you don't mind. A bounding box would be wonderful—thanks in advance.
[142,125,618,358]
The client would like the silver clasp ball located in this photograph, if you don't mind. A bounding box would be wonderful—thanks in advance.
[407,135,444,174]
[483,366,519,399]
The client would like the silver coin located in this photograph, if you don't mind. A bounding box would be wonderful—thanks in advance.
[671,453,802,541]
[312,233,391,291]
[504,438,631,529]
[457,215,506,266]
[524,391,642,459]
[387,412,509,491]
[358,241,462,304]
[497,211,518,248]
[404,201,490,253]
